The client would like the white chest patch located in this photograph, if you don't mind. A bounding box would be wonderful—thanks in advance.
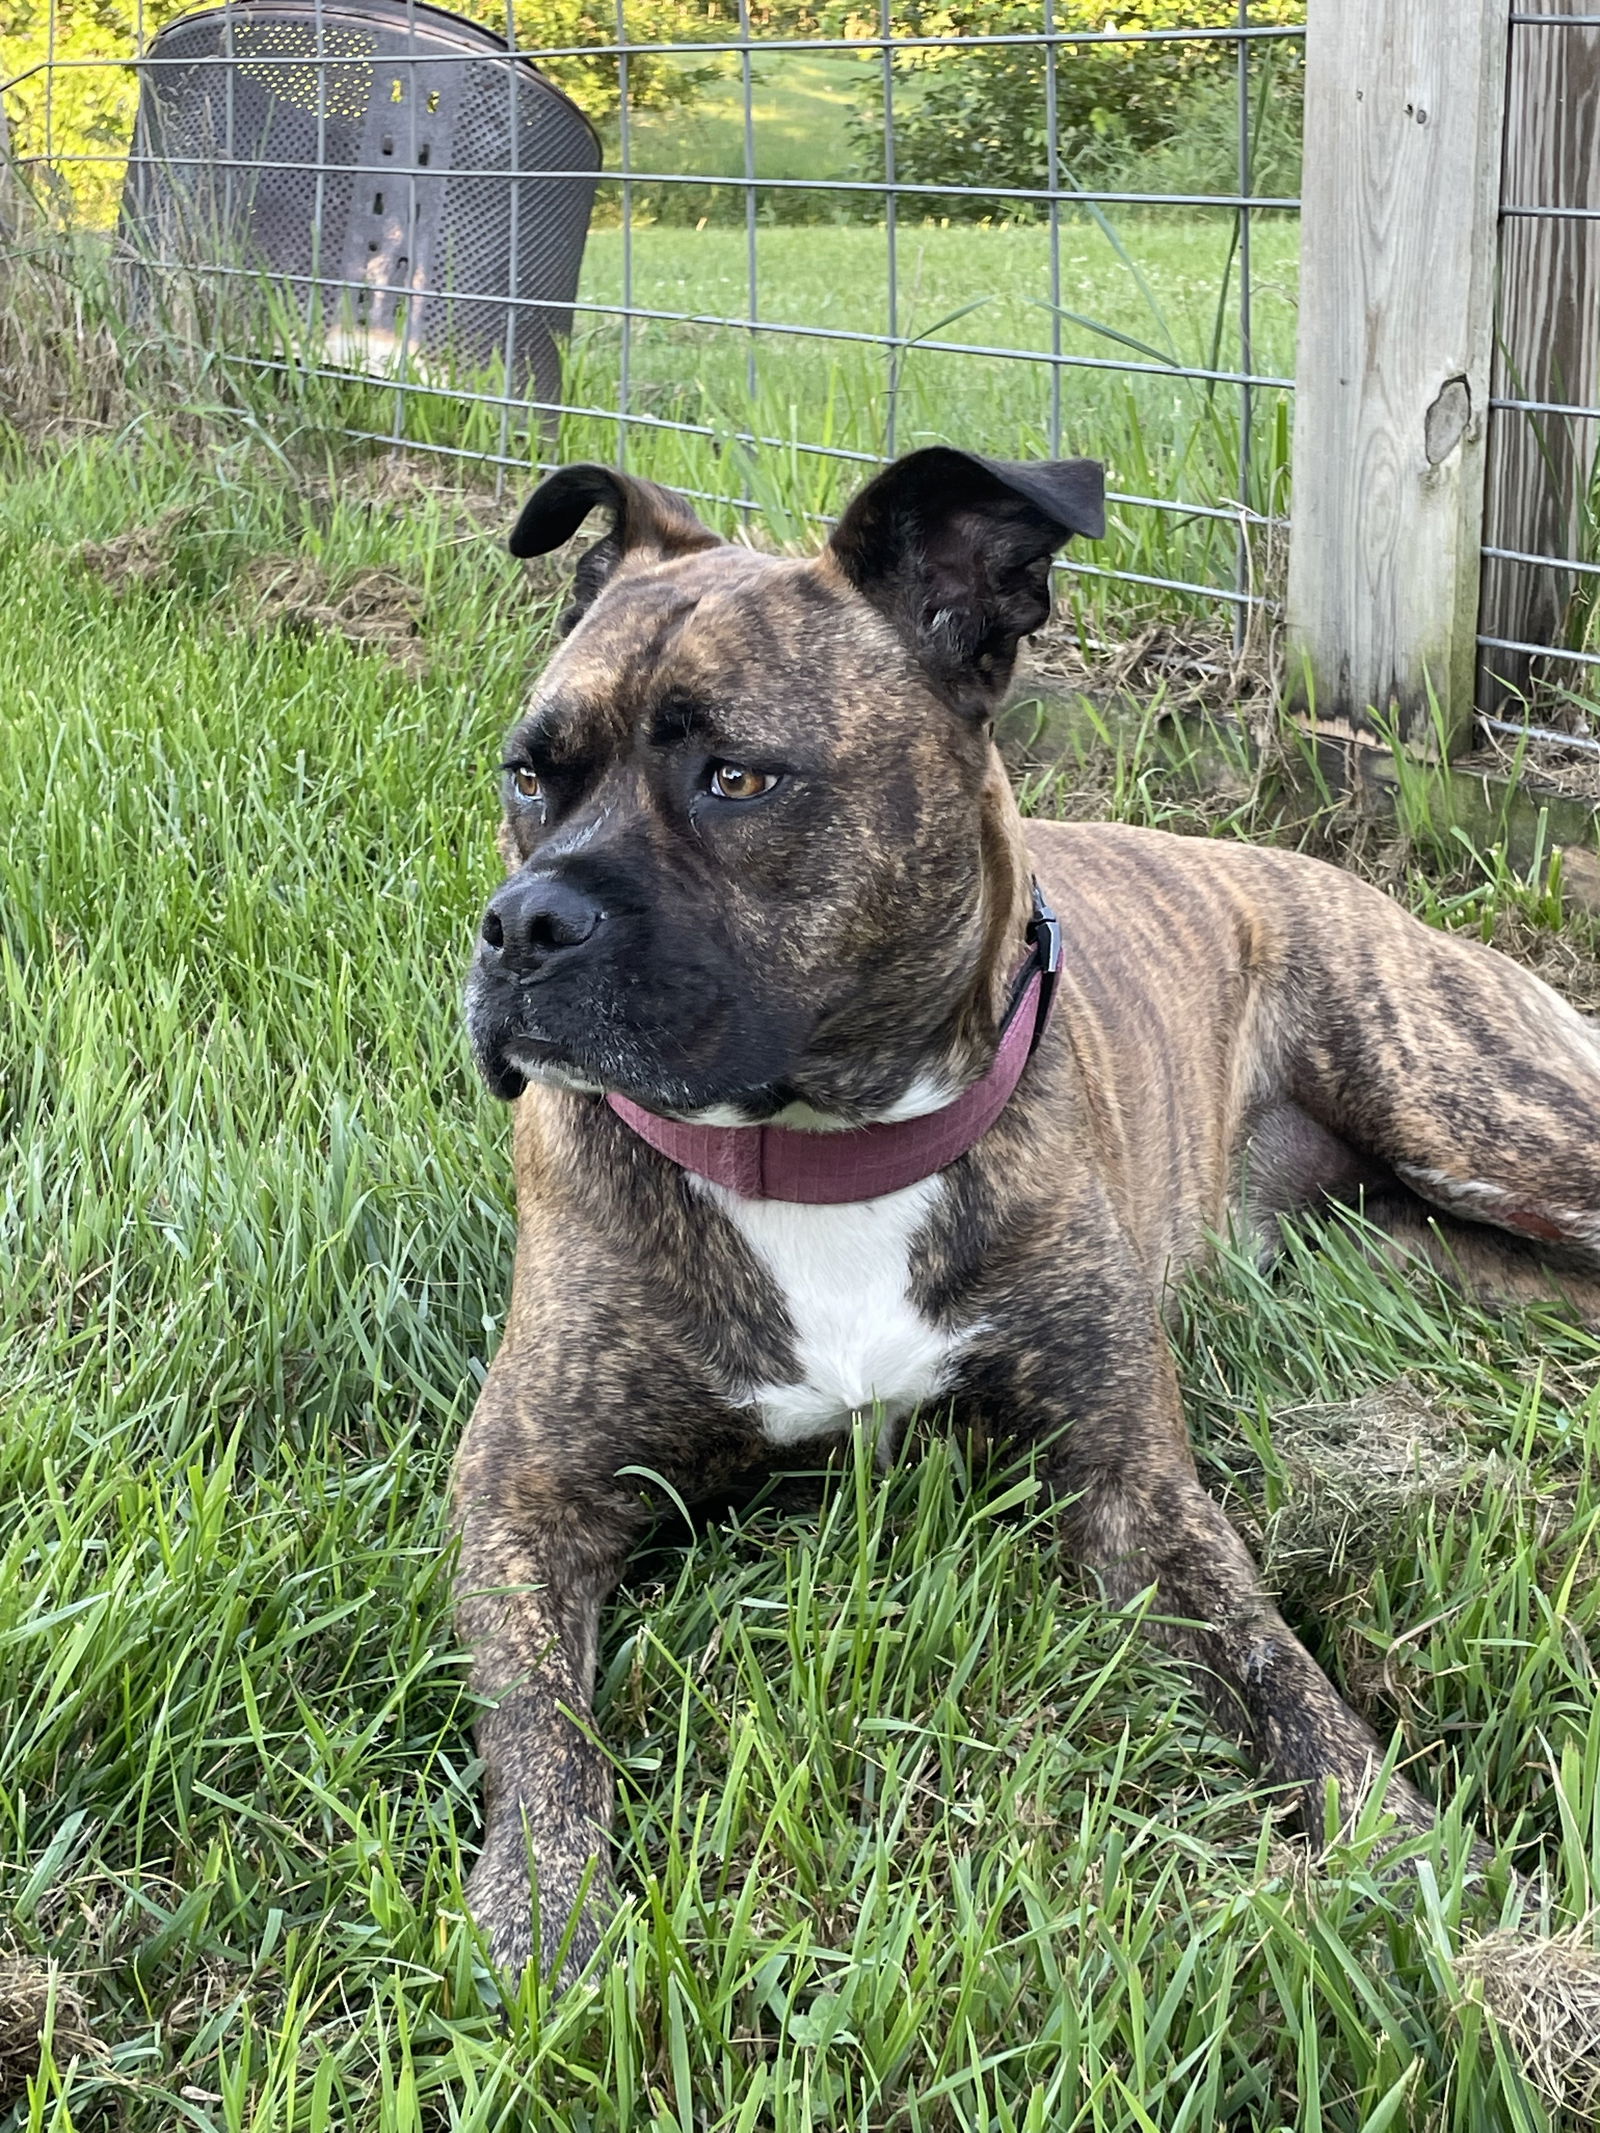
[699,1173,976,1448]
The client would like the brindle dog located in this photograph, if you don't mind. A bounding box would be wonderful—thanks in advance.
[458,446,1600,1980]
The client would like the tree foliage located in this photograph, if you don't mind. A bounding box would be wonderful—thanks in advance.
[844,0,1305,217]
[1,0,742,226]
[2,0,1305,230]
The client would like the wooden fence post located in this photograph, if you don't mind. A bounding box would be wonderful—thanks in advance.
[1286,0,1510,755]
[1479,1,1600,715]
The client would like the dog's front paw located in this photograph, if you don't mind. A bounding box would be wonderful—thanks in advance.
[468,1837,616,1990]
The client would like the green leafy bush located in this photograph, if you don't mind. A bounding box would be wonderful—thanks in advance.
[3,0,1305,235]
[845,0,1304,220]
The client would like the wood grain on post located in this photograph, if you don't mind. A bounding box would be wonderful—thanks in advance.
[1286,0,1509,754]
[1479,2,1600,719]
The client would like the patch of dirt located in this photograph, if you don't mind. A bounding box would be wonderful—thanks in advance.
[233,554,429,674]
[1455,1924,1600,2116]
[0,1955,100,2105]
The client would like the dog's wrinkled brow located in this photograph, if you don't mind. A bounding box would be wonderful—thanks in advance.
[508,695,602,767]
[646,690,720,750]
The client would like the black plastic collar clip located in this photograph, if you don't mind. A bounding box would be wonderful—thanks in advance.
[1025,879,1063,1056]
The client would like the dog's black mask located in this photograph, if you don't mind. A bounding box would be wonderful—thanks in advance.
[466,837,811,1113]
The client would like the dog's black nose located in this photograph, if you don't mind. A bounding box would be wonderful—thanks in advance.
[481,874,604,972]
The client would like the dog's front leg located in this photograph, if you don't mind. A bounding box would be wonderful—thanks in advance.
[990,1214,1436,1848]
[1058,1435,1435,1845]
[452,1413,644,1983]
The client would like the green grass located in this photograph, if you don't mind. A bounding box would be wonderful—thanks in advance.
[6,194,1300,638]
[347,213,1299,636]
[572,218,1298,406]
[599,53,874,203]
[3,411,1600,2132]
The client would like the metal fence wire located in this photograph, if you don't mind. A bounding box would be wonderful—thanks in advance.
[15,2,1600,761]
[2,1,1304,661]
[1478,2,1600,760]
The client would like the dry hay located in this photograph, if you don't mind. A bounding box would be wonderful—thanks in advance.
[234,554,428,674]
[0,232,129,441]
[1022,617,1278,725]
[1239,1384,1504,1596]
[68,503,199,594]
[1458,726,1600,804]
[303,452,506,530]
[297,454,574,600]
[0,217,257,447]
[0,1955,99,2104]
[1455,1923,1600,2116]
[1482,914,1600,1020]
[60,459,552,679]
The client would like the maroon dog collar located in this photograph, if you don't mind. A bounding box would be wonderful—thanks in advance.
[606,885,1062,1205]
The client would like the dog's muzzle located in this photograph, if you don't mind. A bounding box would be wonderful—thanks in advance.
[465,857,808,1111]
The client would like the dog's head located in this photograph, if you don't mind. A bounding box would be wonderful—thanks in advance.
[465,447,1103,1122]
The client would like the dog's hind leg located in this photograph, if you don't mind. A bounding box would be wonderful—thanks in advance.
[1324,1186,1600,1325]
[1273,863,1600,1290]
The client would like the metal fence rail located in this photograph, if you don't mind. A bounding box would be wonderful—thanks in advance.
[2,1,1304,657]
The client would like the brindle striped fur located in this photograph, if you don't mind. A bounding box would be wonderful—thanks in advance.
[454,451,1600,1980]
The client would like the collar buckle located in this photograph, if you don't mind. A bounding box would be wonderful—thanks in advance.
[1025,880,1063,1055]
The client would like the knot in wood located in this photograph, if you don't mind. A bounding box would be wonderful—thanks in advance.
[1424,375,1471,466]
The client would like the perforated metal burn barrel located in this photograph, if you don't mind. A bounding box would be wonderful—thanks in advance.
[119,0,601,400]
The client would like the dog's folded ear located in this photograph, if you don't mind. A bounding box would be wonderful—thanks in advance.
[508,464,722,631]
[825,446,1105,716]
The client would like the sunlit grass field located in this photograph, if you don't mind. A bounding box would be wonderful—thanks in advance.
[2,381,1600,2126]
[11,195,1300,626]
[350,214,1300,623]
[601,52,872,201]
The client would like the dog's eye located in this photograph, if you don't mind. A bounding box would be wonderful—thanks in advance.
[509,767,541,802]
[709,763,778,802]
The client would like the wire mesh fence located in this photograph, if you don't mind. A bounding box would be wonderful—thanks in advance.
[1,0,1305,667]
[18,0,1600,780]
[1477,1,1600,767]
